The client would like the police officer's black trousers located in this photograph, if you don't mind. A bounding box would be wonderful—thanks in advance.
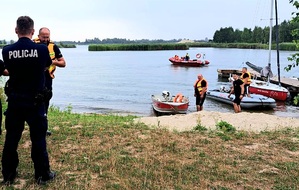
[1,103,50,179]
[44,90,53,114]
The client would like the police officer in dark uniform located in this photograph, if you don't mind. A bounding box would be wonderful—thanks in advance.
[1,16,55,185]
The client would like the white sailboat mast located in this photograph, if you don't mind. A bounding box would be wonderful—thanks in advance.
[268,0,274,68]
[267,0,274,83]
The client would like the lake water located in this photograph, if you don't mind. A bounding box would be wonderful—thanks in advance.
[2,45,299,117]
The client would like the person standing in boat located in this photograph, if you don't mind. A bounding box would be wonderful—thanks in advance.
[240,67,251,97]
[194,74,208,111]
[228,74,245,113]
[185,53,190,61]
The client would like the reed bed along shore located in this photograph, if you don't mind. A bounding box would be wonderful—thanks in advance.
[88,43,188,51]
[88,42,299,51]
[1,42,297,51]
[1,106,298,189]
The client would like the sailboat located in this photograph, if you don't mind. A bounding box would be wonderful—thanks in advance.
[246,0,289,101]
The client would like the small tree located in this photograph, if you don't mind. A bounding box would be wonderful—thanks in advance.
[286,0,299,105]
[285,0,299,71]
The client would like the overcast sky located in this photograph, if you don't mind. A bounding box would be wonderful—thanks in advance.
[0,0,296,42]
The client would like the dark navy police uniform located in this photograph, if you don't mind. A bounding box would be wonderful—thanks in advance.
[1,37,52,181]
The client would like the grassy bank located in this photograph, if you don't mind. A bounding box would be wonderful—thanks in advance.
[1,106,298,189]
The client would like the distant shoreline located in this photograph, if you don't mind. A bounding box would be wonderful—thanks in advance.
[87,42,298,51]
[1,42,297,51]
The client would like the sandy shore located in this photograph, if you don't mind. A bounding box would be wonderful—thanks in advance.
[135,110,299,133]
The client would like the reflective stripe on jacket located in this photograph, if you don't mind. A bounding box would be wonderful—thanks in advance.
[33,38,56,78]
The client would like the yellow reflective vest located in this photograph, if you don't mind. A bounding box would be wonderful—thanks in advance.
[33,38,56,78]
[241,72,251,84]
[196,78,208,94]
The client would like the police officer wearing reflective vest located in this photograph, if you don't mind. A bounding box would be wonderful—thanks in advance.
[240,67,251,97]
[194,74,208,111]
[1,16,55,185]
[33,27,66,114]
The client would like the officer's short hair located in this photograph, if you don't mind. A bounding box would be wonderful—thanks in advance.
[16,16,34,35]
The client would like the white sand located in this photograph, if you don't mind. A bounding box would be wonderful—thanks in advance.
[135,111,299,133]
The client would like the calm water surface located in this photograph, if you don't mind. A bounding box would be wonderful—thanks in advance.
[2,45,299,117]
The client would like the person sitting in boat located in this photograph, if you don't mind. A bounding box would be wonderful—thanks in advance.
[174,55,180,60]
[240,67,251,97]
[228,73,245,113]
[185,53,190,61]
[194,74,208,111]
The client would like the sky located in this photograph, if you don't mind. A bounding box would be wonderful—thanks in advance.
[0,0,297,42]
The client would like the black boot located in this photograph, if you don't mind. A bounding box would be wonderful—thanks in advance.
[46,130,52,136]
[1,171,17,186]
[36,171,56,185]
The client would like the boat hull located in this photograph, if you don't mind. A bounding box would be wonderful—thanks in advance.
[249,80,288,101]
[151,95,189,114]
[206,90,276,109]
[169,58,209,67]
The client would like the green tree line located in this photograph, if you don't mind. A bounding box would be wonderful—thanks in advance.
[213,20,299,43]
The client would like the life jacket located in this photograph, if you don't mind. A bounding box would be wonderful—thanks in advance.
[173,93,184,103]
[195,78,208,94]
[33,38,56,79]
[241,72,251,84]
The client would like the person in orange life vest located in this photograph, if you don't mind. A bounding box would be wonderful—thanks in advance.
[228,73,245,113]
[33,27,66,114]
[240,67,251,97]
[194,74,208,111]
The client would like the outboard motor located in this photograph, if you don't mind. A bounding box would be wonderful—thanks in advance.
[162,91,170,101]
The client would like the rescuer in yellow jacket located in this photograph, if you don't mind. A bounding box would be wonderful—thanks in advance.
[194,74,208,111]
[34,27,66,135]
[240,67,251,97]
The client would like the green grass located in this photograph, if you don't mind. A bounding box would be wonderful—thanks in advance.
[0,106,298,189]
